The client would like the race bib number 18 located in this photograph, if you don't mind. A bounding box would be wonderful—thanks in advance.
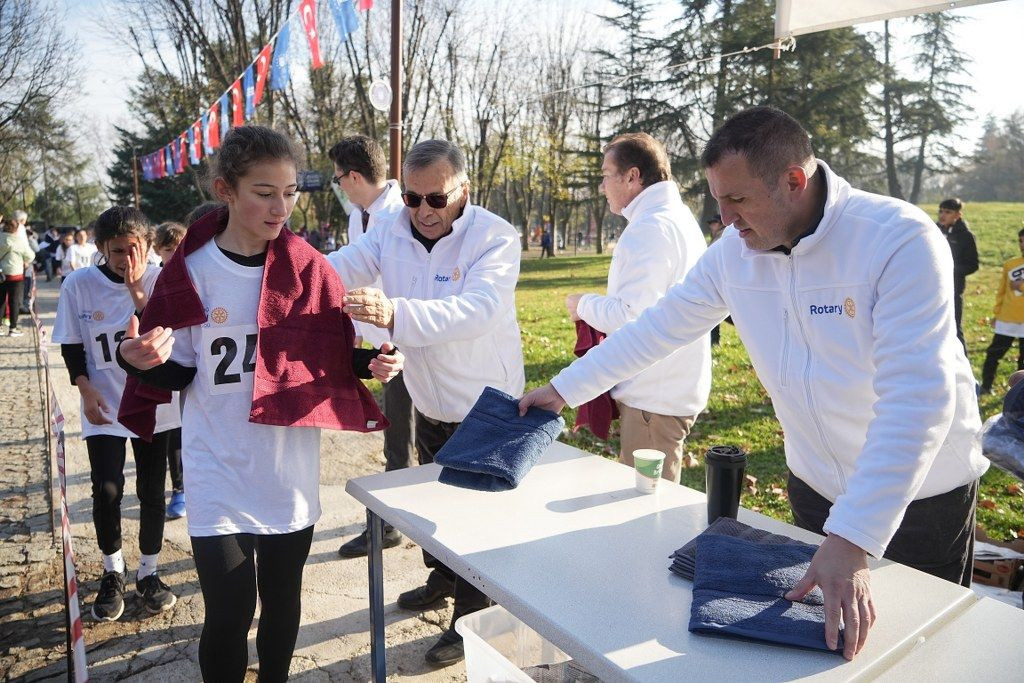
[201,324,259,395]
[91,325,126,371]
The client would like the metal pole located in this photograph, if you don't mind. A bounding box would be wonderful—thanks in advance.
[131,147,141,209]
[367,509,386,681]
[389,0,403,182]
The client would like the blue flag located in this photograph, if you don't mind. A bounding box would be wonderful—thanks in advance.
[220,93,230,138]
[243,65,255,119]
[271,18,292,91]
[329,0,359,40]
[165,145,173,176]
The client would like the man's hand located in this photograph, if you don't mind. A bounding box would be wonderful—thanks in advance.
[77,379,112,425]
[565,293,585,322]
[118,315,174,371]
[518,383,567,416]
[343,287,395,330]
[369,342,403,383]
[785,534,875,660]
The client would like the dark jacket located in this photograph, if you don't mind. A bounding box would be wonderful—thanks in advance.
[940,219,979,294]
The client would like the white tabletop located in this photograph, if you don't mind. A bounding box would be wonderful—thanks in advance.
[875,596,1024,680]
[346,441,977,682]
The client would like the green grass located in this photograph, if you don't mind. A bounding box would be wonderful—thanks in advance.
[516,201,1024,541]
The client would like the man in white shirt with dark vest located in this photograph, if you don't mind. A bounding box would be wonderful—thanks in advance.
[521,106,988,661]
[566,132,710,482]
[327,138,525,668]
[328,135,415,558]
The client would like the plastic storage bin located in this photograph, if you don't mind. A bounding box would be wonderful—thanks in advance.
[455,604,571,682]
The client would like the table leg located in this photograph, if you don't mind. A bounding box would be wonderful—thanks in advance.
[367,509,386,682]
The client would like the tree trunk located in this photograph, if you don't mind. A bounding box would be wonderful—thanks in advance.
[883,21,905,200]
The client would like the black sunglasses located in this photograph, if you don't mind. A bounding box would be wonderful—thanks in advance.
[401,184,463,209]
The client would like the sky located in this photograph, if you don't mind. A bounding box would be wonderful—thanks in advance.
[62,0,1024,184]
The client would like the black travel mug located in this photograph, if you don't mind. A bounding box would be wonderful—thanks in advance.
[705,445,747,524]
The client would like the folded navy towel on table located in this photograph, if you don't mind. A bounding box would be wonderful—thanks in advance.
[688,534,843,654]
[669,517,815,581]
[436,386,564,491]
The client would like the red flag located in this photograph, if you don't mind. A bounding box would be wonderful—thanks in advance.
[177,134,188,174]
[254,43,272,106]
[298,0,323,69]
[207,102,220,150]
[230,79,244,127]
[357,0,373,9]
[191,120,203,162]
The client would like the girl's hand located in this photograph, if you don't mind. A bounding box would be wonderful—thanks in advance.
[124,243,145,290]
[119,315,174,370]
[79,382,112,425]
[369,343,403,383]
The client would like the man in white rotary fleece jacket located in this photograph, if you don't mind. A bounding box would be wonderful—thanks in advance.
[565,133,710,482]
[521,107,988,661]
[327,139,525,668]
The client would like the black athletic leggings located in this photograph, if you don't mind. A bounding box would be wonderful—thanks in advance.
[191,526,314,683]
[86,432,170,556]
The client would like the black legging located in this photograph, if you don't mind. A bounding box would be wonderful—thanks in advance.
[166,427,184,492]
[191,526,314,683]
[86,432,170,556]
[2,278,24,329]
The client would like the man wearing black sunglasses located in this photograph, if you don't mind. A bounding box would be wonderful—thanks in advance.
[326,139,525,668]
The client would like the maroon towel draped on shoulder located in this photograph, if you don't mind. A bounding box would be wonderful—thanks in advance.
[118,208,387,440]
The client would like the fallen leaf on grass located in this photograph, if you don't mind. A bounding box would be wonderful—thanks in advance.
[978,500,997,510]
[745,474,758,495]
[1007,483,1022,495]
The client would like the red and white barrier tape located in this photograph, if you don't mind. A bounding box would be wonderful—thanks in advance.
[34,309,89,682]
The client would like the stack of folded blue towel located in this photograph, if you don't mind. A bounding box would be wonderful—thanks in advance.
[673,518,844,654]
[435,386,564,492]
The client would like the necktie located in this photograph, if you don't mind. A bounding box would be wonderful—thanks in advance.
[361,210,370,232]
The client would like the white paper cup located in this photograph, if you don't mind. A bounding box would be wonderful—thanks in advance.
[633,449,666,494]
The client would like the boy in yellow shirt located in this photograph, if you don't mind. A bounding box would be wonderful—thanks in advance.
[981,228,1024,394]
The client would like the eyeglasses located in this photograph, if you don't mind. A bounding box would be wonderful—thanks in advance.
[331,170,352,186]
[401,184,464,209]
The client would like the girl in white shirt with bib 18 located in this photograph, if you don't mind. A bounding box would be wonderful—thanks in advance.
[52,206,181,623]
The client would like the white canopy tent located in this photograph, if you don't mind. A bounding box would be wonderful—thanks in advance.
[775,0,1007,38]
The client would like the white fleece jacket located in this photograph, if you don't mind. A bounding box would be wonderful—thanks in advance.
[328,202,525,423]
[577,181,710,416]
[552,162,988,558]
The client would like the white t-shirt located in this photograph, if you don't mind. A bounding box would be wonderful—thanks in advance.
[52,265,182,439]
[169,240,321,536]
[64,243,97,273]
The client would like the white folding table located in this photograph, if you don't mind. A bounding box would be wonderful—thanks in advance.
[346,441,978,681]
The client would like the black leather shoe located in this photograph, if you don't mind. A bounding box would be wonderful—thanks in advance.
[397,582,453,611]
[337,527,403,558]
[424,629,464,667]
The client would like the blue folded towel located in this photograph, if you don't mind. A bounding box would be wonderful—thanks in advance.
[689,534,844,654]
[436,386,564,491]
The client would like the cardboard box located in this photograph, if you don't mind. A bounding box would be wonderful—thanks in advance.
[973,526,1024,590]
[972,558,1024,589]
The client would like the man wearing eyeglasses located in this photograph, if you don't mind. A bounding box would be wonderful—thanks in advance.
[328,136,415,560]
[326,138,525,668]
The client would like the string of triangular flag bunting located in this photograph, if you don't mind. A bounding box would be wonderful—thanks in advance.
[140,0,373,182]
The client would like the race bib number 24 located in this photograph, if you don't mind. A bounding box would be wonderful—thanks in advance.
[201,324,259,395]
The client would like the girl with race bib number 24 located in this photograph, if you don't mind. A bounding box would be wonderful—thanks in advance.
[117,126,403,683]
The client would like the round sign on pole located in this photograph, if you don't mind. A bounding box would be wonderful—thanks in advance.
[369,79,392,112]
